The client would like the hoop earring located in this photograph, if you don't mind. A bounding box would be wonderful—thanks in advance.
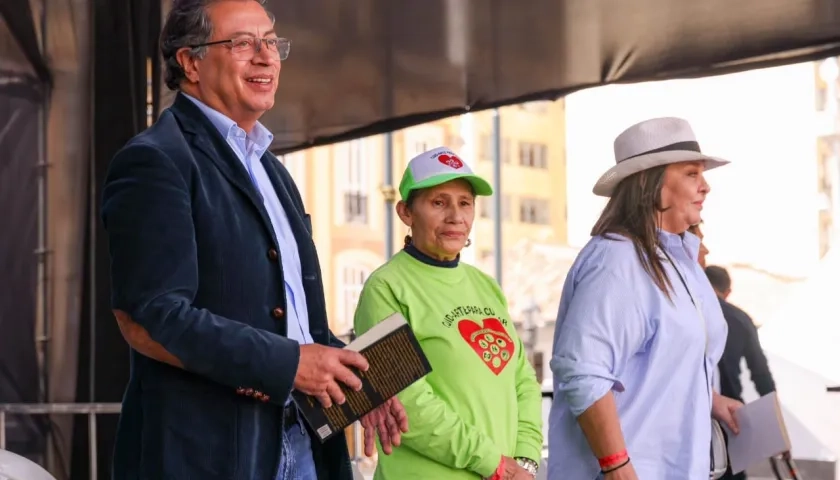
[465,239,472,248]
[404,228,412,247]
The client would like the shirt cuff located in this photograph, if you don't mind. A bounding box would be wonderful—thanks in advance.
[552,357,621,417]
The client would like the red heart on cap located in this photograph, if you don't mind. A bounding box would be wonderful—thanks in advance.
[438,153,464,169]
[458,318,514,375]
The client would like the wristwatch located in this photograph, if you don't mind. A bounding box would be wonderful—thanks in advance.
[516,457,539,477]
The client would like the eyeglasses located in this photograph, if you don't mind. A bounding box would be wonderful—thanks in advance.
[189,36,291,61]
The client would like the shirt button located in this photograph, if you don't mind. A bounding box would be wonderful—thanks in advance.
[272,307,284,318]
[268,248,279,261]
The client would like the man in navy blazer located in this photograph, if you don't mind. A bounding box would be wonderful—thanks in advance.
[101,1,407,478]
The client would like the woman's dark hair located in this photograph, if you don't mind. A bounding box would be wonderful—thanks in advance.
[160,0,273,91]
[687,219,704,236]
[591,165,673,297]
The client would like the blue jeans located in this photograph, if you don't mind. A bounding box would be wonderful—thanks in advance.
[275,418,317,480]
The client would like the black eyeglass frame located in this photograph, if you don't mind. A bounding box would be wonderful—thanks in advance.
[188,37,291,61]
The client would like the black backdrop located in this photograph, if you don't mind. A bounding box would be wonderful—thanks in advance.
[71,0,161,477]
[2,0,840,477]
[0,78,45,460]
[260,0,840,153]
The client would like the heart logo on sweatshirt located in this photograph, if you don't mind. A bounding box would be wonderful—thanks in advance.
[458,318,515,375]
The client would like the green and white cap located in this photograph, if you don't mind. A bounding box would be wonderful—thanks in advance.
[399,146,494,201]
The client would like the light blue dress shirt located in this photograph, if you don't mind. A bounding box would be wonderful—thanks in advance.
[184,94,313,349]
[548,230,728,480]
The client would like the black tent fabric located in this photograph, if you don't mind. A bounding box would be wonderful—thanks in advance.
[71,0,160,477]
[261,0,840,153]
[0,0,50,83]
[0,85,44,458]
[0,0,50,468]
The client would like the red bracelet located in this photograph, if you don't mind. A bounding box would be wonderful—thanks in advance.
[598,449,629,469]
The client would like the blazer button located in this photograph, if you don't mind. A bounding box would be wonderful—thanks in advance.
[272,307,284,318]
[268,248,279,261]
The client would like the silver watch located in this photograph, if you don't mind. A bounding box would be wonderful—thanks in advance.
[516,457,538,477]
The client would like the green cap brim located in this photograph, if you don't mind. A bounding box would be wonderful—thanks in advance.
[401,173,494,200]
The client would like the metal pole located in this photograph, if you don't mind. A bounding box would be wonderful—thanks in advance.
[492,108,503,285]
[381,0,395,261]
[384,132,395,259]
[0,410,5,449]
[35,0,51,407]
[88,0,98,406]
[88,414,98,480]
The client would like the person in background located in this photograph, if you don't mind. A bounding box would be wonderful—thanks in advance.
[692,226,786,480]
[686,225,777,408]
[705,265,776,405]
[354,146,543,480]
[687,222,709,268]
[548,117,743,479]
[101,1,405,478]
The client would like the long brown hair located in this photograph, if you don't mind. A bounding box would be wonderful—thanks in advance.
[591,165,673,297]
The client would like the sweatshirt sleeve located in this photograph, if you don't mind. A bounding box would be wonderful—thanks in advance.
[353,278,503,478]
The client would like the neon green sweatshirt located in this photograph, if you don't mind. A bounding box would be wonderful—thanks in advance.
[353,250,543,480]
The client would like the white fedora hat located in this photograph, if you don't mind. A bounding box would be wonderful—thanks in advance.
[592,117,730,197]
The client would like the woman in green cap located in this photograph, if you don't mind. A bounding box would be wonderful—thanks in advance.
[354,146,543,480]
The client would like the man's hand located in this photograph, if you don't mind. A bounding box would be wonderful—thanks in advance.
[712,392,743,435]
[293,344,369,408]
[360,397,409,456]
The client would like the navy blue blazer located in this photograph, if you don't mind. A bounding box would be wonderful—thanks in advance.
[101,93,352,480]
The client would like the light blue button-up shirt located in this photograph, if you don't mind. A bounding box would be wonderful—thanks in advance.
[548,230,727,480]
[184,94,313,349]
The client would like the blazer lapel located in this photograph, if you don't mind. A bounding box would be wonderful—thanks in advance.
[170,94,279,247]
[260,154,311,243]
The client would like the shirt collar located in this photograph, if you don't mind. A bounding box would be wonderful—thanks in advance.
[658,228,701,261]
[182,93,274,156]
[403,243,459,268]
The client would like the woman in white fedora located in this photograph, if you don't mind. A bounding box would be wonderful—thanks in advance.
[547,117,744,480]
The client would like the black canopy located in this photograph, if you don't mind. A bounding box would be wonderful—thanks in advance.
[260,0,840,152]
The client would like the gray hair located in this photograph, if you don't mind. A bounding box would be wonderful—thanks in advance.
[160,0,273,91]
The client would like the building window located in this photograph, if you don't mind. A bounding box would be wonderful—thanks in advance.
[480,135,511,163]
[279,151,307,201]
[479,195,511,220]
[519,197,551,225]
[335,139,370,224]
[518,142,548,169]
[337,265,370,334]
[405,124,445,158]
